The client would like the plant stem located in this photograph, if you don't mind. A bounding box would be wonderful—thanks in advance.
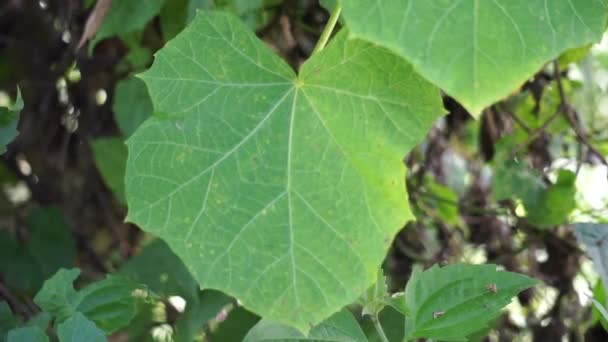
[372,314,389,342]
[312,5,342,53]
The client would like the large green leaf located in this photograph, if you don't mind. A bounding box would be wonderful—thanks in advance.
[126,11,443,331]
[574,223,608,296]
[403,263,537,341]
[341,0,607,116]
[33,268,139,333]
[243,310,367,342]
[57,313,105,342]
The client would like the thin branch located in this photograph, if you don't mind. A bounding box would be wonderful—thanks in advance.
[508,104,564,158]
[505,109,533,134]
[553,60,608,167]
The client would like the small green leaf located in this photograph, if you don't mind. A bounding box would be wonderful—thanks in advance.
[33,268,80,322]
[0,89,23,154]
[76,275,139,333]
[6,326,48,342]
[243,310,367,342]
[127,11,443,331]
[92,0,165,46]
[34,268,140,333]
[341,0,607,116]
[526,170,576,228]
[574,223,608,296]
[57,313,105,342]
[403,263,537,341]
[91,138,128,203]
[112,77,153,137]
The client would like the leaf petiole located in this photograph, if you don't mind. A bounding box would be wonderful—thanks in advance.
[312,5,342,54]
[371,313,389,342]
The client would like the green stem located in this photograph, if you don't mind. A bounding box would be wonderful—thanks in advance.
[312,5,342,53]
[372,314,389,342]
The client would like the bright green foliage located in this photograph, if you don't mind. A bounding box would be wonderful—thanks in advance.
[592,281,608,330]
[0,89,23,154]
[91,138,128,203]
[341,0,607,116]
[34,268,139,333]
[56,313,105,342]
[6,327,47,342]
[92,0,165,46]
[243,310,367,342]
[403,263,537,341]
[127,11,443,331]
[112,77,153,137]
[525,170,576,227]
[574,223,608,296]
[0,208,75,292]
[420,175,460,226]
[592,299,608,324]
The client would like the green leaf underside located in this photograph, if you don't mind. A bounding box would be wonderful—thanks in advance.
[404,264,537,341]
[57,313,105,342]
[342,0,607,116]
[127,11,443,331]
[243,310,367,342]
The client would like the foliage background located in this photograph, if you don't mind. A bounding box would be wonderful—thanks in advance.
[0,0,607,341]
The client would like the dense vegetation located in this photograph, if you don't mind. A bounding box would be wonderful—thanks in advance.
[1,0,608,341]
